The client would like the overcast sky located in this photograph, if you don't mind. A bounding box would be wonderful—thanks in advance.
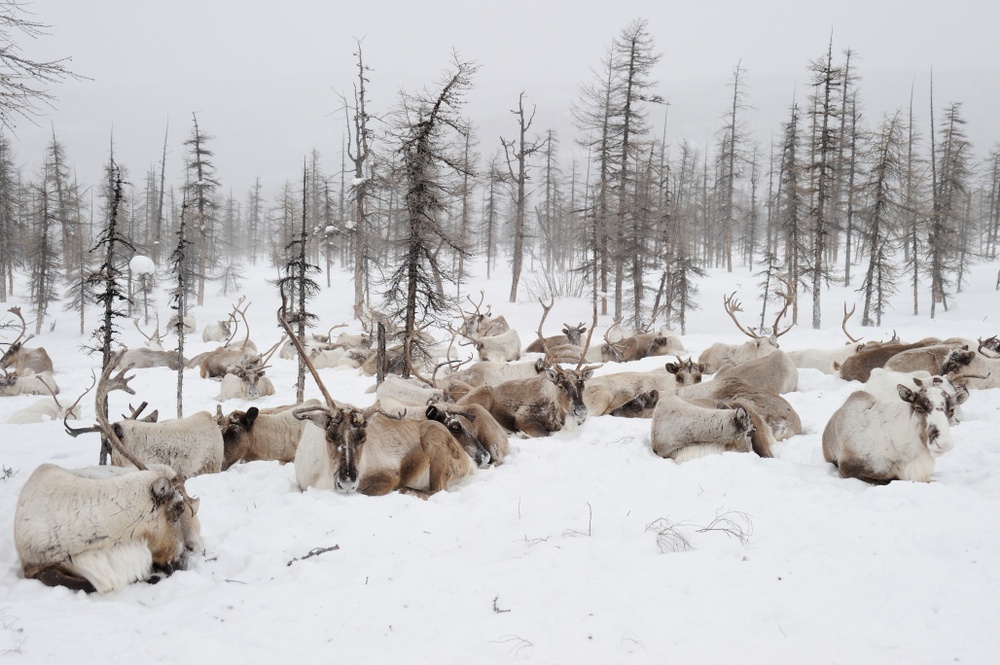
[11,0,1000,198]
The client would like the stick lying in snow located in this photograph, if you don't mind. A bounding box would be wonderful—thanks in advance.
[285,544,340,566]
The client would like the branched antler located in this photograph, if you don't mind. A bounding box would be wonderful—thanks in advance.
[723,292,759,339]
[842,303,862,344]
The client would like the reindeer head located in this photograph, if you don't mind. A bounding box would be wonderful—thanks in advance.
[897,377,956,457]
[545,365,594,427]
[217,406,259,470]
[665,357,705,386]
[561,322,587,347]
[425,403,490,468]
[294,405,368,494]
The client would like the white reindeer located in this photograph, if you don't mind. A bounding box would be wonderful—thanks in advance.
[14,462,201,593]
[823,378,957,483]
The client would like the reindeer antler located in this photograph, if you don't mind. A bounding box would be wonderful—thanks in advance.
[771,276,796,338]
[6,306,28,347]
[842,303,862,344]
[278,283,338,410]
[978,336,1000,359]
[64,351,147,470]
[723,292,759,339]
[535,296,555,359]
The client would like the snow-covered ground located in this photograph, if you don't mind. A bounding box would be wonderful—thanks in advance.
[2,259,999,664]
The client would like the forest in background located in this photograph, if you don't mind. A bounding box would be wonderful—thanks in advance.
[1,17,997,354]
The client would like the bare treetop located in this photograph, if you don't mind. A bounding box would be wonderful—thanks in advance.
[0,1,79,131]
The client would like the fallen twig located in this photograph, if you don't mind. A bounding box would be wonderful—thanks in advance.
[286,544,340,566]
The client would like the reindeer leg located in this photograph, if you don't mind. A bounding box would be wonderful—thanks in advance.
[35,566,97,593]
[358,472,401,496]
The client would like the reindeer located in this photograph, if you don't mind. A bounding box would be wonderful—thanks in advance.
[823,378,958,483]
[715,348,798,394]
[279,288,478,496]
[65,351,224,478]
[678,376,801,441]
[0,369,59,396]
[189,299,261,378]
[218,339,282,401]
[19,355,202,593]
[167,313,196,335]
[525,322,588,354]
[14,462,202,593]
[455,292,521,362]
[698,286,794,374]
[1,306,53,375]
[837,337,942,383]
[936,337,1000,390]
[120,346,187,370]
[6,374,81,424]
[458,363,594,438]
[202,300,239,342]
[650,392,765,462]
[787,304,870,374]
[864,368,968,425]
[583,358,704,417]
[133,314,167,351]
[217,399,322,469]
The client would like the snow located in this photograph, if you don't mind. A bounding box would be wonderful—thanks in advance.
[128,255,155,275]
[2,259,1000,663]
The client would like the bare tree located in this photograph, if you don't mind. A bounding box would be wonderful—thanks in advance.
[385,53,478,377]
[183,112,219,307]
[0,2,78,130]
[502,92,543,303]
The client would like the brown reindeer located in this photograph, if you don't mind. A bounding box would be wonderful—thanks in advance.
[837,337,941,383]
[278,288,477,496]
[1,306,53,375]
[457,364,594,437]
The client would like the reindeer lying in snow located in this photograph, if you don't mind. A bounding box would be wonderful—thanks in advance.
[583,358,704,417]
[714,348,798,394]
[0,369,59,396]
[822,377,958,483]
[698,287,794,373]
[650,392,765,462]
[293,403,479,496]
[217,399,321,469]
[678,377,801,442]
[65,351,224,478]
[457,364,594,437]
[1,306,54,375]
[14,463,202,593]
[6,374,79,424]
[279,290,480,496]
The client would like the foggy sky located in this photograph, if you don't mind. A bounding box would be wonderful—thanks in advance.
[11,0,1000,198]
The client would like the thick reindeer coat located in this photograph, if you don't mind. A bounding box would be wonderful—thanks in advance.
[14,463,201,593]
[650,393,757,462]
[112,411,224,478]
[822,383,956,483]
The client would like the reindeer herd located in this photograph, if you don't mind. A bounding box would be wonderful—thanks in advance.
[5,287,1000,595]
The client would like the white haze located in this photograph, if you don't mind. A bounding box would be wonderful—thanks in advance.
[1,257,999,663]
[9,0,1000,195]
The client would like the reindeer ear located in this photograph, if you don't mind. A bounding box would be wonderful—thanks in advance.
[534,358,546,372]
[665,362,679,374]
[293,408,332,430]
[544,367,559,382]
[242,407,260,429]
[425,404,441,420]
[581,369,594,381]
[734,406,750,428]
[647,389,659,405]
[151,476,174,504]
[896,384,917,403]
